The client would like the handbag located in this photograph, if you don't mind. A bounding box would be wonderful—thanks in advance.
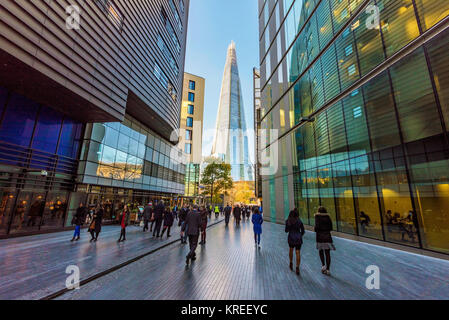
[88,220,96,231]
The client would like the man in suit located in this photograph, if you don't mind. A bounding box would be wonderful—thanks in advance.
[142,202,153,232]
[182,205,202,265]
[233,204,241,226]
[224,203,232,226]
[153,200,165,237]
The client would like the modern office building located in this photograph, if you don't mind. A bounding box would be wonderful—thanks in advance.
[253,68,263,200]
[0,0,189,237]
[257,0,449,255]
[212,41,253,182]
[179,72,205,197]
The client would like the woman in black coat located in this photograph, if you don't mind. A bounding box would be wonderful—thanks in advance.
[314,206,335,276]
[88,204,103,242]
[285,208,305,275]
[161,208,174,238]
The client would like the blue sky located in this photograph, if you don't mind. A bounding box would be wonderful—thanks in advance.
[184,0,259,160]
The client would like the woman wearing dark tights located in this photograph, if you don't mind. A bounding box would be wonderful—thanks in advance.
[314,206,335,276]
[285,208,305,275]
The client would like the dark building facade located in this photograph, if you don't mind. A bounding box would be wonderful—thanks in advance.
[257,0,449,255]
[0,0,189,237]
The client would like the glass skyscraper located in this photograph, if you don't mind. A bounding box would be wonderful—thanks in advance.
[257,0,449,255]
[212,42,253,182]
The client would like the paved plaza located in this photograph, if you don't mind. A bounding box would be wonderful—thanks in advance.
[1,216,448,300]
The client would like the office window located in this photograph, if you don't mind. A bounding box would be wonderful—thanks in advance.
[185,143,192,154]
[161,7,181,54]
[188,92,195,102]
[189,80,196,90]
[157,34,179,76]
[185,129,192,141]
[186,117,193,127]
[169,0,183,32]
[187,105,194,115]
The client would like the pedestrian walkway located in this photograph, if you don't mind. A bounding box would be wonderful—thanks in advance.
[0,216,224,300]
[57,218,449,300]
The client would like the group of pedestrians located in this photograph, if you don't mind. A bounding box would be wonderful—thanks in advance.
[71,200,335,277]
[71,203,104,242]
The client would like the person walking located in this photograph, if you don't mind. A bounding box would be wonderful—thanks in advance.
[142,202,153,232]
[233,204,241,226]
[285,208,305,275]
[153,200,165,238]
[71,203,87,242]
[182,206,202,265]
[251,208,263,247]
[314,206,335,276]
[179,204,189,244]
[118,204,130,242]
[161,207,174,238]
[224,203,232,227]
[214,205,220,219]
[199,206,208,245]
[88,204,103,242]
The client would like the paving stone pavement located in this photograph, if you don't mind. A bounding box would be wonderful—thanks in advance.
[55,218,449,300]
[0,216,224,300]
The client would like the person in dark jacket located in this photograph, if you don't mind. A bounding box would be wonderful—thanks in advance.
[179,205,189,244]
[142,202,153,232]
[118,205,130,242]
[182,206,202,265]
[153,200,165,238]
[251,208,263,247]
[71,203,87,242]
[161,207,174,238]
[314,206,335,276]
[199,206,208,245]
[233,205,241,226]
[224,204,232,226]
[89,204,103,242]
[285,208,305,275]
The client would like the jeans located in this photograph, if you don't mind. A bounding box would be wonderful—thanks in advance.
[73,225,81,238]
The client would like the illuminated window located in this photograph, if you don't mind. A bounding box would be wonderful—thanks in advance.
[96,0,124,30]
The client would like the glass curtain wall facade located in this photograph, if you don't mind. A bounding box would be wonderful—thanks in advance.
[0,86,83,237]
[258,0,449,254]
[74,115,187,224]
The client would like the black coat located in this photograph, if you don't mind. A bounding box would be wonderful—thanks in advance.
[285,218,305,247]
[90,209,103,233]
[182,210,202,236]
[314,214,333,243]
[143,206,153,221]
[163,211,174,227]
[73,206,87,226]
[154,203,165,220]
[233,207,241,220]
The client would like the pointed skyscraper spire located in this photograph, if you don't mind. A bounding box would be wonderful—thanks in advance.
[211,42,252,181]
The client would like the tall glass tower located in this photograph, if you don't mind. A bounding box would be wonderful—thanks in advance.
[212,41,253,181]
